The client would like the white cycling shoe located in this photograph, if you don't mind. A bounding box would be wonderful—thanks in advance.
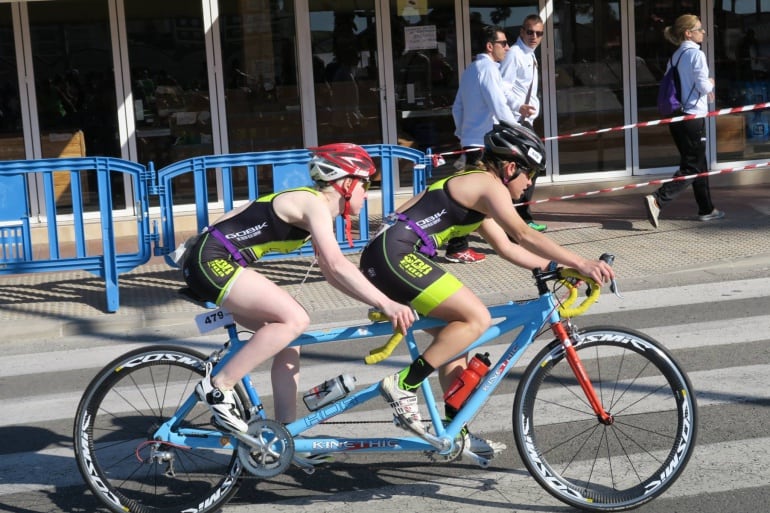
[196,362,249,433]
[464,431,507,458]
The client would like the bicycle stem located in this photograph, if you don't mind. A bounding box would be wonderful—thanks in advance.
[551,321,614,425]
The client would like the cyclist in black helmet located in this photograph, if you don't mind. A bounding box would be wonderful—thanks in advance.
[360,121,614,455]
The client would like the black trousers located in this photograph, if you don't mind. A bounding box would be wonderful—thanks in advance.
[655,117,714,215]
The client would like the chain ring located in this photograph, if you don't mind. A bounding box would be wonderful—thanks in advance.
[236,419,294,477]
[424,427,465,464]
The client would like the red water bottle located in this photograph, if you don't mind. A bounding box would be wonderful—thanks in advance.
[443,352,491,410]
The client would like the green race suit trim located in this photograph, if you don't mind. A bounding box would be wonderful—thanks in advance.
[245,187,317,259]
[412,272,464,315]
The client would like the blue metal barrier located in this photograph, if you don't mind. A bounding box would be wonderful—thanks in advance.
[0,172,32,262]
[0,157,151,312]
[153,144,431,266]
[0,145,432,312]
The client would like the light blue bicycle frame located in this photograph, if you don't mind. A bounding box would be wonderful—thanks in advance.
[158,291,560,459]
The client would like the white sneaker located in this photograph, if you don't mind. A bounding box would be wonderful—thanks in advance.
[644,195,660,229]
[698,209,725,222]
[464,431,507,459]
[195,362,248,433]
[380,373,424,435]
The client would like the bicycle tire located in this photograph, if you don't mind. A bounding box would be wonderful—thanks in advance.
[73,345,248,513]
[513,326,697,512]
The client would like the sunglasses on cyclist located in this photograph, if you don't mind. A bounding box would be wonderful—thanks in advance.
[502,164,538,184]
[354,177,371,191]
[525,29,544,37]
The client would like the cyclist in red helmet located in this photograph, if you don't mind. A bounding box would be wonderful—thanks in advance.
[182,143,415,434]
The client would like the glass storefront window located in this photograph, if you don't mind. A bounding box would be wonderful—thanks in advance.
[126,0,215,204]
[220,0,302,154]
[220,0,302,199]
[635,3,700,170]
[393,0,458,185]
[0,4,22,158]
[553,0,625,174]
[28,0,123,210]
[311,1,382,147]
[714,3,770,161]
[125,3,209,160]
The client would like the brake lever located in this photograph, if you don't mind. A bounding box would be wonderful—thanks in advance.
[599,253,623,299]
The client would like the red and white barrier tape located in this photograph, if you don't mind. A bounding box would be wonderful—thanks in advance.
[519,161,770,207]
[429,102,770,199]
[543,101,770,141]
[430,101,770,167]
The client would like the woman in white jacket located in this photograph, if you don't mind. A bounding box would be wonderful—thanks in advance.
[644,14,724,228]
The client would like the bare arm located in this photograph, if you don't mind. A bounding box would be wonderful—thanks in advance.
[276,192,415,334]
[450,174,614,284]
[477,217,550,271]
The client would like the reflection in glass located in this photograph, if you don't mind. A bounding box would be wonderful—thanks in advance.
[553,0,625,174]
[0,5,23,157]
[126,0,214,204]
[310,1,382,147]
[635,4,696,169]
[126,0,208,160]
[29,0,122,210]
[221,0,302,200]
[393,0,457,185]
[714,4,770,162]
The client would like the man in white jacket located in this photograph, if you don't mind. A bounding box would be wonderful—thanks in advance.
[500,14,547,232]
[447,24,519,263]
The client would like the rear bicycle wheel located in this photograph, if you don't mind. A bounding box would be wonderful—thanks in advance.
[73,345,248,513]
[513,326,697,512]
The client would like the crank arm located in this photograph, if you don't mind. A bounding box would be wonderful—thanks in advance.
[461,448,491,468]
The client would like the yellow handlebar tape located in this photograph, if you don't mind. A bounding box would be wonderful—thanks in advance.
[556,268,601,318]
[364,332,404,365]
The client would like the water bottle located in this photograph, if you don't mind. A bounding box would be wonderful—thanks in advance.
[303,374,356,411]
[443,353,491,411]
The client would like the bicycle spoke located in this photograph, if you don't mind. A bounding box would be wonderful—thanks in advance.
[514,327,697,511]
[74,346,243,513]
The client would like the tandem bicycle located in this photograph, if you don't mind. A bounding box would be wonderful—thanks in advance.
[73,254,697,513]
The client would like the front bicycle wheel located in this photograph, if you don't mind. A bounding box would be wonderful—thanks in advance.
[513,326,697,512]
[73,345,248,513]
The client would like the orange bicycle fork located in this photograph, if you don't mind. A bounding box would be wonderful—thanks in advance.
[551,321,614,425]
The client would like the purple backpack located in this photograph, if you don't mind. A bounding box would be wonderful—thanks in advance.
[657,49,694,117]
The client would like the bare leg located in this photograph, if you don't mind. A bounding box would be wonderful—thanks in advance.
[439,355,467,393]
[272,346,301,423]
[213,269,309,391]
[424,326,467,398]
[421,286,491,368]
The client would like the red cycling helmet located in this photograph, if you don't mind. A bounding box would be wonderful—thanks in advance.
[308,143,376,183]
[308,143,376,248]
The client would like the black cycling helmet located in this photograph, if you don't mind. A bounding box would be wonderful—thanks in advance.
[483,121,546,173]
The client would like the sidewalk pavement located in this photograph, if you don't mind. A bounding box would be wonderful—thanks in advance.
[2,178,770,344]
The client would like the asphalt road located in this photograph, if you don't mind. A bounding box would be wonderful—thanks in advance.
[2,259,770,513]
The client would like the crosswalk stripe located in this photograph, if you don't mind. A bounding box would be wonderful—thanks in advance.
[3,276,770,511]
[221,436,770,512]
[4,361,769,428]
[3,276,770,380]
[4,434,768,505]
